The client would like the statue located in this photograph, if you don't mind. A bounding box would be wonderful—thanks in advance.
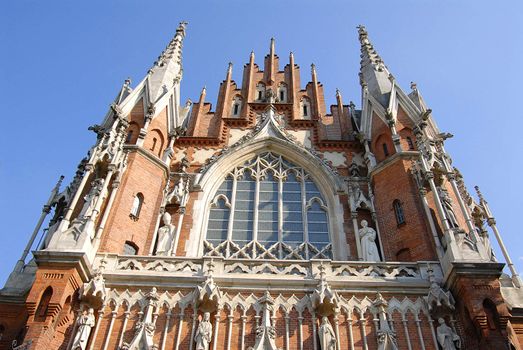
[79,178,105,219]
[359,220,381,262]
[436,318,461,350]
[437,187,459,228]
[318,316,336,350]
[155,212,176,256]
[194,312,213,350]
[71,308,96,350]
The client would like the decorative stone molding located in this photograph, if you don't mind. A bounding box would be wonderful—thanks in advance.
[424,266,455,319]
[121,287,159,350]
[252,291,278,350]
[311,263,339,313]
[373,293,399,350]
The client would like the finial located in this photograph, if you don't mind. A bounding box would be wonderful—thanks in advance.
[311,63,316,74]
[226,62,233,80]
[53,175,65,193]
[349,100,355,109]
[270,37,275,56]
[357,25,368,40]
[124,77,131,86]
[199,86,206,103]
[410,81,417,91]
[249,50,255,64]
[336,88,341,98]
[474,186,485,203]
[176,21,188,37]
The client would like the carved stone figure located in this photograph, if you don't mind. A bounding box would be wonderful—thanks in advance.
[79,178,105,219]
[318,316,336,350]
[155,213,176,256]
[437,187,459,228]
[436,318,461,350]
[194,312,213,350]
[71,308,96,350]
[359,220,381,262]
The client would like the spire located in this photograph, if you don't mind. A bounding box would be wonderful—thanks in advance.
[199,86,207,104]
[265,38,277,84]
[357,25,393,107]
[226,62,233,81]
[148,21,187,103]
[249,50,255,65]
[336,88,343,111]
[311,63,317,82]
[289,51,294,64]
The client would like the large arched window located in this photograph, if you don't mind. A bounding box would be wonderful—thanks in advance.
[204,152,331,260]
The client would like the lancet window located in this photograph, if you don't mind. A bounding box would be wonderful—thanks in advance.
[204,152,331,260]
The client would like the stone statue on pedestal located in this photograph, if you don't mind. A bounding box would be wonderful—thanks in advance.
[71,308,96,350]
[318,316,336,350]
[155,213,176,256]
[79,179,105,219]
[436,318,461,350]
[437,187,459,228]
[359,220,381,262]
[194,312,213,350]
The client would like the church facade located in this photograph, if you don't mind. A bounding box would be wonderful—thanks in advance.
[1,23,522,350]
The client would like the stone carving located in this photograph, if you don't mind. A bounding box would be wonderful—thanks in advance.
[79,268,107,308]
[196,260,222,305]
[166,176,190,206]
[79,178,105,219]
[122,288,159,350]
[437,187,458,228]
[349,182,372,210]
[194,312,213,350]
[436,318,461,350]
[311,263,338,309]
[252,291,278,350]
[374,293,399,350]
[318,316,337,350]
[71,308,96,350]
[426,280,455,314]
[359,220,381,262]
[155,212,176,256]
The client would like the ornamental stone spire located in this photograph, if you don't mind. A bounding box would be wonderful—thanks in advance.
[357,25,393,107]
[148,21,187,104]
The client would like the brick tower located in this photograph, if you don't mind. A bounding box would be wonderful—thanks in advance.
[1,23,522,350]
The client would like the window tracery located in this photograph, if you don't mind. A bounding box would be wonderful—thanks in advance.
[204,152,331,260]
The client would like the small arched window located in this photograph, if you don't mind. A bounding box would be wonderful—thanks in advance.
[126,130,133,143]
[130,193,144,220]
[393,199,405,225]
[256,83,266,101]
[231,96,242,117]
[123,241,139,255]
[35,286,53,322]
[0,324,5,341]
[382,143,389,157]
[151,138,158,152]
[300,97,311,119]
[406,136,415,150]
[278,83,287,103]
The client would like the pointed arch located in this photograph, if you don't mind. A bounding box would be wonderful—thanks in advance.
[188,136,346,259]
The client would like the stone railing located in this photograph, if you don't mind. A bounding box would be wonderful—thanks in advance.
[95,254,442,290]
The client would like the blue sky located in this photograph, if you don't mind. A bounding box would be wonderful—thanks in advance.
[1,0,522,286]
